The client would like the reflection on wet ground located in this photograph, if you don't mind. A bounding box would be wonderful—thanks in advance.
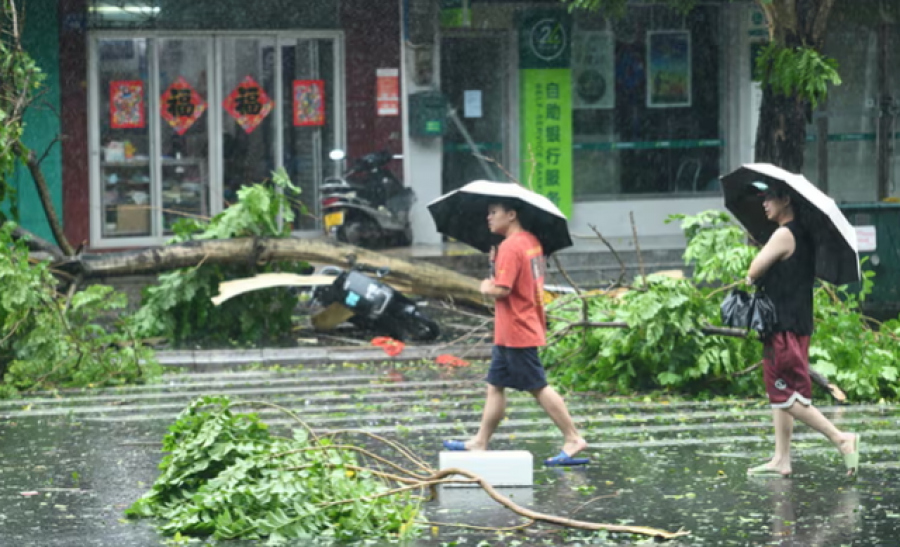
[0,363,898,546]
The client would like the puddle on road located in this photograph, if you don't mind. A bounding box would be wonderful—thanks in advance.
[1,382,899,546]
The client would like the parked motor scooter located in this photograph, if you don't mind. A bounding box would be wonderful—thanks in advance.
[320,149,415,248]
[313,262,440,341]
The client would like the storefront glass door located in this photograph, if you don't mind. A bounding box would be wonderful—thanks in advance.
[157,37,212,234]
[90,32,342,247]
[440,34,510,193]
[219,37,278,208]
[280,38,338,231]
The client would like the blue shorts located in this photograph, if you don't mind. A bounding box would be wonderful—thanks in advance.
[486,346,548,392]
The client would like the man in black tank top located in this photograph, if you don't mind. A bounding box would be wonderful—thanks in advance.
[744,184,860,477]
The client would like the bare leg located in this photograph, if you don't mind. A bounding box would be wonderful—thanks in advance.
[465,384,506,450]
[751,408,794,475]
[530,385,587,457]
[786,403,857,475]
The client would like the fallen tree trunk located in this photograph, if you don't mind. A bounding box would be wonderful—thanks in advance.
[57,237,485,307]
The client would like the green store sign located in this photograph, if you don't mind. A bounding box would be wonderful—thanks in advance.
[519,10,573,218]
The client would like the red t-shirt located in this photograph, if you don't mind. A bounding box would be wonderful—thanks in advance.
[492,231,546,347]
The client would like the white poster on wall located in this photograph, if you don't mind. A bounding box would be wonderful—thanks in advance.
[571,30,615,110]
[464,90,482,118]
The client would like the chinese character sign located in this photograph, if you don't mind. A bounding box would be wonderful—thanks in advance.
[519,10,573,218]
[223,75,274,134]
[110,80,145,129]
[160,76,207,135]
[293,80,325,127]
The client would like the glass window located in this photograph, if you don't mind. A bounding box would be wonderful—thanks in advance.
[219,37,278,208]
[97,38,152,238]
[572,4,724,200]
[813,21,879,203]
[281,38,337,231]
[91,32,342,245]
[158,38,211,233]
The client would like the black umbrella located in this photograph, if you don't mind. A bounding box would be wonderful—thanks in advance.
[426,180,573,256]
[721,163,861,285]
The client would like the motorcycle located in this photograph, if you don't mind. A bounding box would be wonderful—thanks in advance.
[320,149,415,248]
[313,261,440,342]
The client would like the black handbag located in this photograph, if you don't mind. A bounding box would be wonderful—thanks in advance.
[720,289,778,337]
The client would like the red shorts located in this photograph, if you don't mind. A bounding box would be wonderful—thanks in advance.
[762,332,812,408]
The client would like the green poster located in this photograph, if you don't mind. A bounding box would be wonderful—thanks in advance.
[519,11,573,218]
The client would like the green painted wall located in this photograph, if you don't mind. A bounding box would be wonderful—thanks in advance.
[12,0,63,243]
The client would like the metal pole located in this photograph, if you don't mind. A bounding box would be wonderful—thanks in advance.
[447,106,497,180]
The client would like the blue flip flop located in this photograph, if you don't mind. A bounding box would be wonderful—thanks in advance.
[443,440,467,451]
[544,450,590,467]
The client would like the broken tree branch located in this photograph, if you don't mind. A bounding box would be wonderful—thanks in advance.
[59,237,484,307]
[589,224,627,288]
[12,225,65,261]
[12,143,74,256]
[629,211,646,287]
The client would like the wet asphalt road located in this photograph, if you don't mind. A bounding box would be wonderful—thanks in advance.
[0,361,898,546]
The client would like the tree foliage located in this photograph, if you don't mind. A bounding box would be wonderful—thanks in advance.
[0,0,45,221]
[543,211,900,402]
[126,397,421,545]
[0,222,159,397]
[754,41,841,110]
[128,169,312,347]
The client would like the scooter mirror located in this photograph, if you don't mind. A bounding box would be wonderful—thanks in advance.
[329,149,346,162]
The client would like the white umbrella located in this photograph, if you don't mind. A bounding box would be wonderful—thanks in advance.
[426,180,573,256]
[721,163,861,285]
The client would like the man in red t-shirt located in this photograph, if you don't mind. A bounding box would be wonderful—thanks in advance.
[442,199,588,466]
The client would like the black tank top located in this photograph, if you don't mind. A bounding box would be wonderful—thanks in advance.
[758,221,815,335]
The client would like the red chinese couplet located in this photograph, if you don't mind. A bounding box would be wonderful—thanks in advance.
[293,80,326,127]
[110,80,145,129]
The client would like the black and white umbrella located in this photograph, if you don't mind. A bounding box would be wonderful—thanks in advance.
[721,163,860,285]
[426,180,573,256]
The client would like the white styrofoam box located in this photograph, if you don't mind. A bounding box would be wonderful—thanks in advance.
[438,450,533,487]
[436,485,534,509]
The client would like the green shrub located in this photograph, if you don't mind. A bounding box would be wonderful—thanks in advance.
[0,223,158,396]
[544,211,900,402]
[129,169,311,347]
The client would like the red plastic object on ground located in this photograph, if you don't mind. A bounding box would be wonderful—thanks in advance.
[371,337,405,357]
[436,354,470,368]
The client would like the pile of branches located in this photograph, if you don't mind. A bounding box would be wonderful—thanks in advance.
[127,396,689,544]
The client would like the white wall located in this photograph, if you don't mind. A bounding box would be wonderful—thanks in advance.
[568,197,724,251]
[400,1,444,245]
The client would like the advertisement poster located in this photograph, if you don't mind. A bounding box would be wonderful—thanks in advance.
[518,10,573,218]
[223,75,274,134]
[647,31,692,108]
[110,80,145,129]
[571,31,615,110]
[376,68,400,117]
[293,80,326,127]
[160,76,207,135]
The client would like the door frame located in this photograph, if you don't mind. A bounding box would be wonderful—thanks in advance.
[88,30,345,248]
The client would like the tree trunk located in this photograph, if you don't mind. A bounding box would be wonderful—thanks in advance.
[754,0,837,173]
[754,84,809,172]
[59,237,485,307]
